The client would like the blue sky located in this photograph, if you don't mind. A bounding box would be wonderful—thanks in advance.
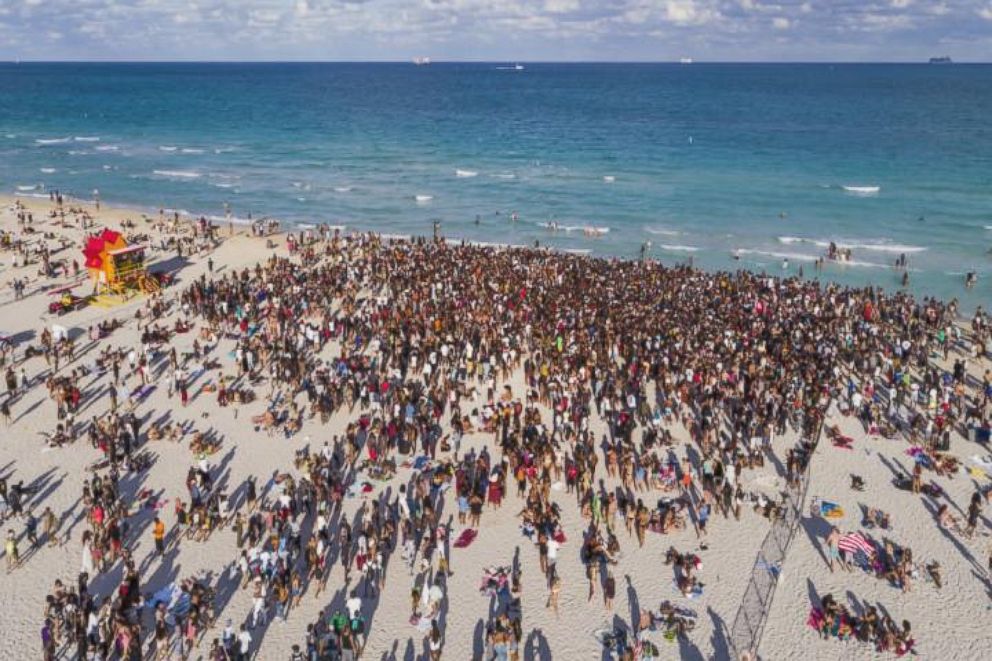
[0,0,989,61]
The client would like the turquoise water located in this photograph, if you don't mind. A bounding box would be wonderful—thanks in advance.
[1,62,991,306]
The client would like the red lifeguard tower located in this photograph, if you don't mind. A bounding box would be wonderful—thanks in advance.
[83,229,159,297]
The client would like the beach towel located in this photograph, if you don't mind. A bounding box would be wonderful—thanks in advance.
[453,529,477,548]
[968,466,990,480]
[838,531,875,557]
[971,455,992,472]
[817,500,845,519]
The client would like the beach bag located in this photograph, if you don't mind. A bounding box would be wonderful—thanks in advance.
[350,616,364,634]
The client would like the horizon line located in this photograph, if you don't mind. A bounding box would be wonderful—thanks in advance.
[0,59,989,65]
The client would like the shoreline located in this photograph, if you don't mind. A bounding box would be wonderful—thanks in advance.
[3,191,974,315]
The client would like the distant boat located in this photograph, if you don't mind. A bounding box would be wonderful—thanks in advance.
[515,64,524,71]
[929,56,952,64]
[496,64,525,71]
[680,57,693,64]
[413,57,431,66]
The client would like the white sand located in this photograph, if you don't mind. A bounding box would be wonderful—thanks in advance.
[0,195,989,660]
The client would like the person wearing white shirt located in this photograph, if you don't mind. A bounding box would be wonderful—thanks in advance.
[237,625,252,656]
[547,538,560,574]
[346,593,362,620]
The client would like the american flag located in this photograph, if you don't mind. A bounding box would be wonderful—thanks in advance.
[837,531,875,557]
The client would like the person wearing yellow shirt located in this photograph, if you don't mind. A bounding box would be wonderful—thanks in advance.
[153,516,166,555]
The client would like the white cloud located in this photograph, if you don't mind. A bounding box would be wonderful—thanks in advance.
[662,0,720,25]
[544,0,579,13]
[856,12,913,30]
[1,0,990,60]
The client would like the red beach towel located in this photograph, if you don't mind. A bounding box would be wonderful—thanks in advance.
[453,529,478,548]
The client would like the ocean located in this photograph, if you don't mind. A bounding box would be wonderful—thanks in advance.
[1,62,990,308]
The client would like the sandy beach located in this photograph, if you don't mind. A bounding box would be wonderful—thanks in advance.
[1,193,991,661]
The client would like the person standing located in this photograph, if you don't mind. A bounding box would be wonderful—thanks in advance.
[41,618,56,661]
[236,624,252,661]
[25,510,39,547]
[42,506,59,546]
[428,620,443,660]
[547,574,562,617]
[5,529,19,572]
[696,501,710,538]
[153,516,166,555]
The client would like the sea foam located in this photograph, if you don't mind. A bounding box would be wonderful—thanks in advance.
[776,236,925,253]
[153,169,201,179]
[842,185,880,195]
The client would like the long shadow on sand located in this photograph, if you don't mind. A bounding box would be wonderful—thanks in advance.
[799,514,832,567]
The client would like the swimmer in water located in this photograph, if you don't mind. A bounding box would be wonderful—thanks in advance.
[782,259,789,270]
[966,272,977,289]
[902,271,910,287]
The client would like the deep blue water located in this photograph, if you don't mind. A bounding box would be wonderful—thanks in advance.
[1,62,991,306]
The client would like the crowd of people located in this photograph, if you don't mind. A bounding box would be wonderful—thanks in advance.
[3,205,989,660]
